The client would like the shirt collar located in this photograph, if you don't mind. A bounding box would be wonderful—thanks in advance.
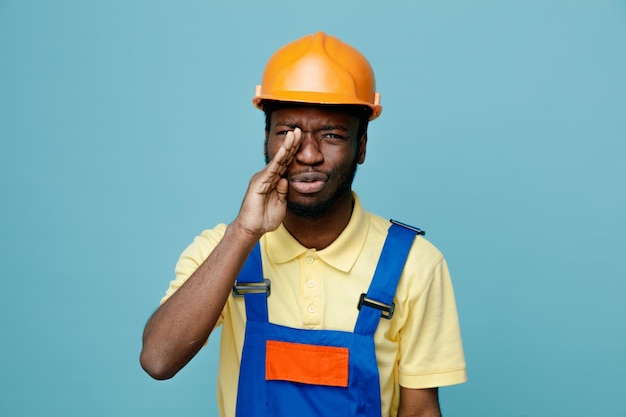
[265,193,369,273]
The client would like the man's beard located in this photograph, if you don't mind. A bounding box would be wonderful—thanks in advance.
[265,148,358,220]
[287,158,357,219]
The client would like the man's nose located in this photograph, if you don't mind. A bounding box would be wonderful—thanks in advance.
[294,134,323,166]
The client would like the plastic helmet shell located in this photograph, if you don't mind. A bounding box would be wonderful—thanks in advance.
[253,32,382,120]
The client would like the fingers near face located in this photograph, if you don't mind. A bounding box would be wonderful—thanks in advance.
[263,127,303,185]
[284,127,301,154]
[281,127,302,166]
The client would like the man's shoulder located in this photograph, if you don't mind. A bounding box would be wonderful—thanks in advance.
[197,223,229,241]
[178,223,229,261]
[364,211,445,264]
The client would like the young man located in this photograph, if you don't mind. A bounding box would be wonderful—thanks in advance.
[141,32,467,417]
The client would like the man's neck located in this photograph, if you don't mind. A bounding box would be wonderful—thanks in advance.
[282,193,354,250]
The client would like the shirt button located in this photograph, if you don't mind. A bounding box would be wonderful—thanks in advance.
[305,256,314,264]
[307,280,316,288]
[307,305,316,313]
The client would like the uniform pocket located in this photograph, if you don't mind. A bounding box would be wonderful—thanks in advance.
[265,340,349,387]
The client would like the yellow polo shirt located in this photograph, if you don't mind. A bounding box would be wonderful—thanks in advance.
[162,194,467,417]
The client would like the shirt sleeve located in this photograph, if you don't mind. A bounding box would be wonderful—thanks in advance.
[397,245,467,389]
[160,224,228,306]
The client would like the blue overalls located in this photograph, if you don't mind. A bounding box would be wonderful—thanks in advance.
[232,221,422,417]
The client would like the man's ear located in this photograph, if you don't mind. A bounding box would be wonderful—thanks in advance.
[357,133,368,164]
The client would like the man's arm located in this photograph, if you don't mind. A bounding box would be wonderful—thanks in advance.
[140,129,302,380]
[398,387,441,417]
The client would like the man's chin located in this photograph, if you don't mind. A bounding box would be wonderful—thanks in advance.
[286,198,334,220]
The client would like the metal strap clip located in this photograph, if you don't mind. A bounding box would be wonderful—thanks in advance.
[232,279,271,297]
[390,219,425,236]
[357,293,395,319]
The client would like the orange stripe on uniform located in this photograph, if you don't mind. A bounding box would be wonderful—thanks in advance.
[265,340,349,387]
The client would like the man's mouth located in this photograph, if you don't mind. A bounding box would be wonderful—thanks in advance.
[289,172,328,194]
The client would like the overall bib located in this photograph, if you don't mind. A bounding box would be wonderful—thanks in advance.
[233,222,421,417]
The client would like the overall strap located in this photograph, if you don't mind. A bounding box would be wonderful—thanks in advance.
[354,222,420,336]
[233,242,269,323]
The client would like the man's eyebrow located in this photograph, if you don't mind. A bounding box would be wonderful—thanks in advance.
[318,124,349,131]
[274,122,298,129]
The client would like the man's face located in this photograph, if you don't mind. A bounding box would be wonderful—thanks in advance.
[265,106,367,219]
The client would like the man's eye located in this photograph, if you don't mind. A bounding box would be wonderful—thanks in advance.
[323,133,344,140]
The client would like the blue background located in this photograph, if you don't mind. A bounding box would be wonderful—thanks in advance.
[1,1,625,416]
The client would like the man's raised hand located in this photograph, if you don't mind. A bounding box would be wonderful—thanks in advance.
[233,128,302,238]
